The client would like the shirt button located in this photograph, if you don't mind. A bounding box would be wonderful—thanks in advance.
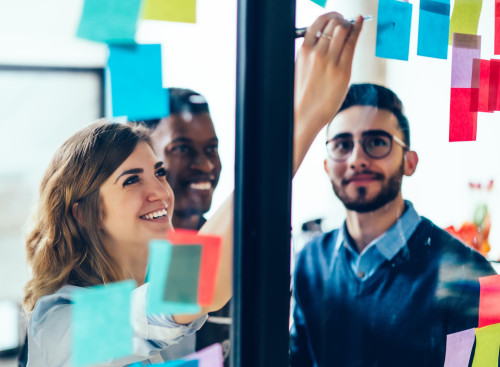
[357,271,365,278]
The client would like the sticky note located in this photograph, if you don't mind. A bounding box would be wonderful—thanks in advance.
[142,0,197,23]
[184,343,224,367]
[310,0,327,7]
[77,0,141,44]
[71,280,135,367]
[417,0,450,59]
[477,60,493,112]
[478,274,500,328]
[471,323,500,367]
[107,44,169,121]
[130,360,198,367]
[167,230,222,306]
[489,59,500,111]
[496,0,500,54]
[450,88,478,142]
[443,328,475,367]
[376,0,413,61]
[147,240,201,315]
[451,33,481,88]
[449,0,483,45]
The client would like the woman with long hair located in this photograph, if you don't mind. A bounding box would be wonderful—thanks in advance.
[23,13,363,366]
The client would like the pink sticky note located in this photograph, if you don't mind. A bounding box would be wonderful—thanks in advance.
[443,328,475,367]
[184,343,224,367]
[478,59,493,112]
[495,0,500,55]
[450,88,478,142]
[490,59,500,111]
[478,274,500,328]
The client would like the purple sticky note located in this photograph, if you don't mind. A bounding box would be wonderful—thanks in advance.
[184,343,223,367]
[451,33,481,88]
[443,328,475,367]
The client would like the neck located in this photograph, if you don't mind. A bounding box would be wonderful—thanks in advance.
[172,212,203,230]
[345,195,406,253]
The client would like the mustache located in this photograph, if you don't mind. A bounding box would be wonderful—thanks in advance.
[341,171,385,185]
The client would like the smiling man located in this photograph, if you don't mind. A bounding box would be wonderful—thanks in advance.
[290,84,496,367]
[142,88,229,365]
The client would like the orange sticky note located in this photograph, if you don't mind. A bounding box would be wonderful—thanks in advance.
[167,230,222,306]
[478,274,500,328]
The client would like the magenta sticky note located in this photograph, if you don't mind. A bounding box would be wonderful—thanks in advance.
[184,343,223,367]
[451,33,481,88]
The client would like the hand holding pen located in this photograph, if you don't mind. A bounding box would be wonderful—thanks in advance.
[295,15,372,38]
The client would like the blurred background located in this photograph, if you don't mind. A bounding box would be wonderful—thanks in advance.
[1,0,499,364]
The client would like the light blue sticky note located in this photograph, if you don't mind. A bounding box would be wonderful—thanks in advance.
[147,240,201,316]
[417,0,450,59]
[129,360,197,367]
[77,0,142,44]
[376,0,413,61]
[71,280,136,367]
[107,44,169,121]
[310,0,327,7]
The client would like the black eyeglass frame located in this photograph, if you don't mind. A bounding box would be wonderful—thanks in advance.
[325,129,409,162]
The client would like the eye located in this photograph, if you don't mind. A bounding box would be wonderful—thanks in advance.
[332,139,353,153]
[155,167,167,178]
[206,145,219,155]
[367,136,389,148]
[123,175,139,187]
[171,145,190,154]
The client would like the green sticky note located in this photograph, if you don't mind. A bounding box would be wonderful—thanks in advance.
[77,0,142,43]
[471,323,500,367]
[71,280,136,367]
[142,0,197,23]
[164,244,202,304]
[147,240,201,315]
[449,0,483,44]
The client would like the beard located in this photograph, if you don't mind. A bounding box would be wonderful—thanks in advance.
[332,160,404,213]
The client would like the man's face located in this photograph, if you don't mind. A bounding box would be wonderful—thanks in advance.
[150,112,221,218]
[324,106,411,213]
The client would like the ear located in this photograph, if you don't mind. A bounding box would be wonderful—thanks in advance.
[323,158,328,174]
[72,202,85,226]
[403,150,418,177]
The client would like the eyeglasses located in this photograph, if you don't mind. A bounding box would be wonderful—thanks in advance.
[326,130,409,162]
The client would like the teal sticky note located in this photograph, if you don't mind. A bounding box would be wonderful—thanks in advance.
[130,360,197,366]
[310,0,327,7]
[107,44,169,120]
[71,280,136,367]
[376,0,413,61]
[417,0,450,59]
[163,245,202,304]
[76,0,142,44]
[147,240,201,315]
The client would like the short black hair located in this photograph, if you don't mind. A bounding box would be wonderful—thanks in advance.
[333,83,410,146]
[142,88,210,130]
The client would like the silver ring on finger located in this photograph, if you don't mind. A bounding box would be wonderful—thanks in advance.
[316,31,332,40]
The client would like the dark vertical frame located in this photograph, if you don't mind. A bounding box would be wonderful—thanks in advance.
[233,0,296,366]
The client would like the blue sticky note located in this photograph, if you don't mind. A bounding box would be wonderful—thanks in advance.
[310,0,327,7]
[417,0,450,59]
[376,0,413,61]
[71,280,136,367]
[108,44,170,120]
[147,240,201,315]
[77,0,142,44]
[129,360,197,366]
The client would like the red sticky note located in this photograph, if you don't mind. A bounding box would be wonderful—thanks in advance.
[167,229,222,306]
[495,0,500,55]
[490,59,500,111]
[478,59,492,112]
[450,88,478,142]
[478,274,500,328]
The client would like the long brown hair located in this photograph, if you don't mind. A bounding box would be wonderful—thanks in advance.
[24,120,152,311]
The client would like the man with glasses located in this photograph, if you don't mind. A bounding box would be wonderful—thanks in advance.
[290,84,496,367]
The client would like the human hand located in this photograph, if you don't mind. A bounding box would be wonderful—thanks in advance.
[294,13,363,132]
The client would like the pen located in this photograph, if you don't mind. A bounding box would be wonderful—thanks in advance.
[295,15,373,38]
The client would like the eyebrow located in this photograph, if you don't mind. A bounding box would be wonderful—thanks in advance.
[170,137,219,144]
[114,161,164,184]
[330,130,391,140]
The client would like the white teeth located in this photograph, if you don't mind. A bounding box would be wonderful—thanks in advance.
[190,182,211,190]
[141,208,167,220]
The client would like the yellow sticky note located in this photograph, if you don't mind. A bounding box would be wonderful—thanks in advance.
[449,0,483,44]
[142,0,196,23]
[471,323,500,367]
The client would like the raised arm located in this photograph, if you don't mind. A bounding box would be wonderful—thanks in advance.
[174,12,363,325]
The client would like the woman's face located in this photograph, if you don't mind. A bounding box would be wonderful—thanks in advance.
[99,141,174,264]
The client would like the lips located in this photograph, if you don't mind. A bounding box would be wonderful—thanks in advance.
[139,207,168,220]
[343,172,384,185]
[183,176,216,191]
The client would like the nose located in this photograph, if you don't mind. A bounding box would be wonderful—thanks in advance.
[190,152,215,173]
[347,140,369,169]
[146,176,173,203]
